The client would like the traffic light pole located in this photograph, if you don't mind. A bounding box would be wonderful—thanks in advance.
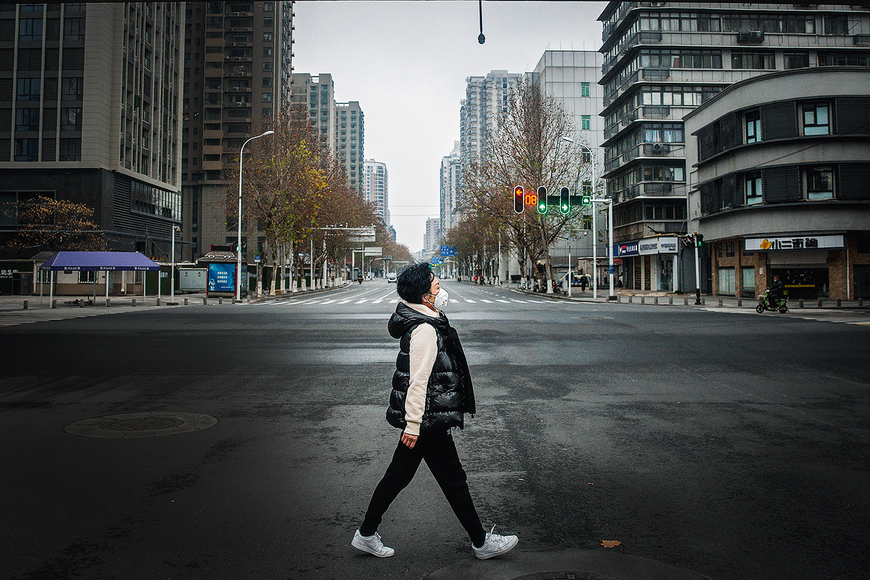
[694,241,702,305]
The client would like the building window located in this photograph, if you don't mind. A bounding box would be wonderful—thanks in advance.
[824,15,848,36]
[59,138,81,161]
[731,51,775,70]
[15,109,39,132]
[63,18,85,41]
[263,32,272,42]
[16,78,40,101]
[784,52,810,69]
[581,115,591,130]
[745,110,761,143]
[19,19,42,42]
[262,92,272,102]
[61,77,83,101]
[745,172,762,205]
[78,271,96,284]
[581,82,590,97]
[60,107,82,131]
[806,166,833,200]
[15,138,39,161]
[802,102,829,136]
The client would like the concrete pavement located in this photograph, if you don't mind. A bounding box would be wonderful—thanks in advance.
[425,548,713,580]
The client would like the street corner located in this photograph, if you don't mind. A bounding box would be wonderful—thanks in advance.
[424,548,715,580]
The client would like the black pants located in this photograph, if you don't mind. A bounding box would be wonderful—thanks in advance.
[360,429,486,547]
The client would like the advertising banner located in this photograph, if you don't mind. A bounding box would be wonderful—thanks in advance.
[208,263,236,293]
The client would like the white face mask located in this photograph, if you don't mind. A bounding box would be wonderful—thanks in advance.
[432,289,449,309]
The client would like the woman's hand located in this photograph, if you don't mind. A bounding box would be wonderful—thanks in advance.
[400,431,418,449]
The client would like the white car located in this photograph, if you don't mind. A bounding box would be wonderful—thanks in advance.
[386,272,397,283]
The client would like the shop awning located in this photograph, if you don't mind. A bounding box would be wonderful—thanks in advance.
[39,251,161,271]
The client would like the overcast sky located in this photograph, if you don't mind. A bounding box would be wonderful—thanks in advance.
[292,1,608,252]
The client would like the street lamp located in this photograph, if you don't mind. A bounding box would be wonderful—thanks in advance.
[237,130,274,302]
[562,136,615,300]
[171,224,180,304]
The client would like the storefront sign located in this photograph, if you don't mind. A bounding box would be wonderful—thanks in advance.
[612,237,678,257]
[745,235,844,252]
[615,242,639,257]
[639,236,679,255]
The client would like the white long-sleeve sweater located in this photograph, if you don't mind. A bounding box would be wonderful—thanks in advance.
[401,301,440,436]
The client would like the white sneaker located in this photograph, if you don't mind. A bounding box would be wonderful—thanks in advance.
[472,526,518,560]
[352,529,395,558]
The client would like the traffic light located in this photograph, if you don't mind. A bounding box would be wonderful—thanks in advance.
[696,233,704,247]
[513,185,524,214]
[536,186,548,214]
[580,194,592,206]
[559,187,570,214]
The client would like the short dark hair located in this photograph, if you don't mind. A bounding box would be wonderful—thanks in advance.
[397,261,432,303]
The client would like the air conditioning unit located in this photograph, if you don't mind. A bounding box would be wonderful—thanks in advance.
[651,143,670,155]
[737,31,751,44]
[749,30,764,43]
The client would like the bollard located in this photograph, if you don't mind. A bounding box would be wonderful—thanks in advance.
[184,298,189,305]
[718,298,723,307]
[52,299,57,309]
[628,295,633,303]
[684,297,688,305]
[654,297,659,305]
[837,299,841,308]
[106,298,110,307]
[737,298,742,307]
[219,297,223,305]
[702,298,706,305]
[617,295,621,303]
[860,298,864,307]
[203,297,207,305]
[641,296,645,304]
[23,300,28,310]
[669,297,673,305]
[132,298,137,307]
[818,298,823,308]
[79,300,84,308]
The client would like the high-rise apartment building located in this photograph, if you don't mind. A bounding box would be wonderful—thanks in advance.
[183,0,295,261]
[290,72,335,153]
[0,3,184,260]
[424,217,441,254]
[335,101,364,197]
[363,159,388,225]
[460,70,522,176]
[597,2,870,291]
[439,141,461,237]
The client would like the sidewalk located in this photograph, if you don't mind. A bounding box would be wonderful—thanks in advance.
[517,287,869,311]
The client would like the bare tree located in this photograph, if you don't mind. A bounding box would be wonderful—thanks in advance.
[459,79,593,290]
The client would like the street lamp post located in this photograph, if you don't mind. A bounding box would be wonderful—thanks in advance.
[562,136,614,300]
[237,130,274,302]
[171,225,180,304]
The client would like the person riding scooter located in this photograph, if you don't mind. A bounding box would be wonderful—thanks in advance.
[768,275,784,309]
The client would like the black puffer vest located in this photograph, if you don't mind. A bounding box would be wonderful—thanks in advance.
[386,302,476,432]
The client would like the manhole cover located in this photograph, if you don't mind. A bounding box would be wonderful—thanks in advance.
[65,412,217,438]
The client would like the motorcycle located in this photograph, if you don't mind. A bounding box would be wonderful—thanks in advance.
[756,289,789,314]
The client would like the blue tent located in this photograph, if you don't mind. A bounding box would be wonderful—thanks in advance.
[39,252,161,303]
[40,251,160,271]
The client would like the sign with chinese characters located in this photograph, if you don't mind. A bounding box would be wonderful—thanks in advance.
[440,245,457,257]
[745,235,844,252]
[207,263,236,293]
[638,236,679,255]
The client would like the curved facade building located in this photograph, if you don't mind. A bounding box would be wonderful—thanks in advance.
[684,67,870,300]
